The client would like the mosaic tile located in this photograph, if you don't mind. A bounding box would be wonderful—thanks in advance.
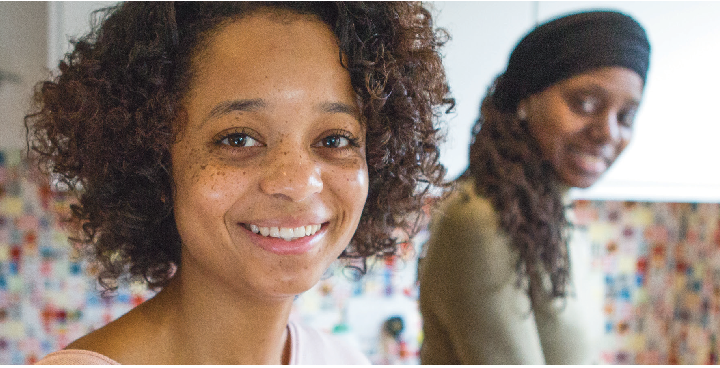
[1,148,719,364]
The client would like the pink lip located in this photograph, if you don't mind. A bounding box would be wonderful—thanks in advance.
[240,222,327,255]
[568,150,610,175]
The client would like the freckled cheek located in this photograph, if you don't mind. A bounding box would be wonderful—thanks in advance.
[326,164,369,218]
[175,162,251,216]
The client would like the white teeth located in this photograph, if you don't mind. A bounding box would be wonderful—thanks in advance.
[247,223,322,241]
[279,227,293,240]
[578,153,608,172]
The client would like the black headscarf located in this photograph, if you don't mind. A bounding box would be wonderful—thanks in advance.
[493,10,651,113]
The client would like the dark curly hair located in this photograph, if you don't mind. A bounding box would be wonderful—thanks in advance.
[465,77,570,299]
[25,1,454,291]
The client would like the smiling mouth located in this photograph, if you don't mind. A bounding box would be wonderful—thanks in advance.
[572,152,609,175]
[242,223,323,241]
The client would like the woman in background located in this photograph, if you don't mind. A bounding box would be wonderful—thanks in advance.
[419,10,651,364]
[27,2,453,364]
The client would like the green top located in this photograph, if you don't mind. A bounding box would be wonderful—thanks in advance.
[419,180,603,364]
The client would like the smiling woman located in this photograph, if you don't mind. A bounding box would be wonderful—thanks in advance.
[25,2,453,364]
[419,10,650,365]
[520,67,644,188]
[172,13,370,300]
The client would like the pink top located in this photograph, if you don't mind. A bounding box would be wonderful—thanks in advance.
[36,320,370,365]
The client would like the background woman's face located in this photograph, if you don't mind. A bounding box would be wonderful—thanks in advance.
[170,11,369,299]
[519,67,644,188]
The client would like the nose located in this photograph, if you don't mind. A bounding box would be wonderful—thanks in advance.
[588,111,622,144]
[260,147,323,202]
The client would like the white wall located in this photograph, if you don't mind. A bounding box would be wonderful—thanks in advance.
[431,1,720,202]
[47,2,118,70]
[0,2,48,149]
[36,1,720,202]
[428,1,536,180]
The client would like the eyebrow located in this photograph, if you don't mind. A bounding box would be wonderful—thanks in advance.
[319,101,361,120]
[205,99,267,123]
[202,99,361,127]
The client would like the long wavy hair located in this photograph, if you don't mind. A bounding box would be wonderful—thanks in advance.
[25,2,454,291]
[465,77,571,299]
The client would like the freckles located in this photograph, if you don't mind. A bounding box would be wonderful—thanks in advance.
[210,170,227,190]
[333,170,367,189]
[183,152,207,185]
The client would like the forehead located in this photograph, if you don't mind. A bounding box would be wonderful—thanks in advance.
[193,10,332,68]
[179,10,358,128]
[185,10,345,94]
[551,66,644,102]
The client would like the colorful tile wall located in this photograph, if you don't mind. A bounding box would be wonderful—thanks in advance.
[0,150,153,365]
[574,200,720,364]
[1,148,718,364]
[292,234,425,364]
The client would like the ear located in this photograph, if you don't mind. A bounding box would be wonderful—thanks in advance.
[516,99,528,121]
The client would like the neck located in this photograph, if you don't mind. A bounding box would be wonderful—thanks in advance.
[146,265,295,364]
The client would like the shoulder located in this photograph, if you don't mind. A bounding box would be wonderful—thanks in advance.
[420,180,518,291]
[432,180,499,234]
[35,349,120,365]
[288,320,370,365]
[60,297,168,365]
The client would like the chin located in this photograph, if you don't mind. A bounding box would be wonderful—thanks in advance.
[269,268,328,296]
[561,173,602,189]
[573,182,595,189]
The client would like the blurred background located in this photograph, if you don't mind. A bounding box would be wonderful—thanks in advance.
[1,1,719,364]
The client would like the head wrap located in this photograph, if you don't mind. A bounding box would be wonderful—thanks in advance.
[493,10,651,113]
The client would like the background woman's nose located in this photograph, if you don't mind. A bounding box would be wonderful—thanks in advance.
[589,112,622,143]
[259,150,323,202]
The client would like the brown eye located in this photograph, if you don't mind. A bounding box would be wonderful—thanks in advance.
[314,129,360,150]
[219,133,261,147]
[320,135,350,148]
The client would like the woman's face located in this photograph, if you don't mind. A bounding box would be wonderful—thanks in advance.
[171,11,368,299]
[519,67,644,188]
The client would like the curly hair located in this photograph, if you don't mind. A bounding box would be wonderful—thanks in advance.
[465,77,570,299]
[25,1,454,291]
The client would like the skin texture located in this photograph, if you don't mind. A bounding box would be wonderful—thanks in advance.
[518,66,644,188]
[172,11,368,302]
[66,12,368,364]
